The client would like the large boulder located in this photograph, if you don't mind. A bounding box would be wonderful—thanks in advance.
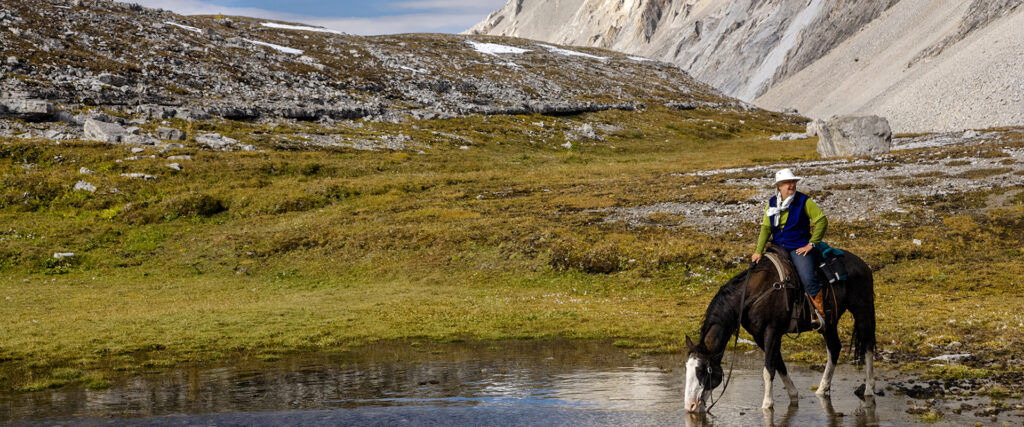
[83,119,127,143]
[811,115,892,158]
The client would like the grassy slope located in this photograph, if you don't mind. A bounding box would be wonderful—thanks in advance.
[1,106,1023,392]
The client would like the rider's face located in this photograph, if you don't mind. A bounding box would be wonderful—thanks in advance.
[777,180,797,198]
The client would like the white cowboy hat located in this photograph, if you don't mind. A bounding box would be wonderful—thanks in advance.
[774,168,803,185]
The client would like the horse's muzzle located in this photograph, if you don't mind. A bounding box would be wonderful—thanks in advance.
[685,399,705,413]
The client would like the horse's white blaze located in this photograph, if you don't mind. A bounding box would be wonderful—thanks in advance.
[780,372,798,400]
[762,367,774,409]
[864,351,875,396]
[684,356,703,412]
[818,348,835,396]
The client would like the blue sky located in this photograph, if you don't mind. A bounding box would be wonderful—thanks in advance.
[126,0,506,34]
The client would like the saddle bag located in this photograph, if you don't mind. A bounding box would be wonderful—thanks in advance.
[816,244,848,284]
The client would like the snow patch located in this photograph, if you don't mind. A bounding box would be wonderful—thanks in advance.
[468,41,529,55]
[164,21,202,34]
[261,22,345,35]
[538,44,608,60]
[243,38,303,55]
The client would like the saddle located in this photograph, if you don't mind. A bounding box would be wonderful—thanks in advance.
[761,243,837,333]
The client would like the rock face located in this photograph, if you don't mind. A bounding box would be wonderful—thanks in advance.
[469,0,1024,132]
[812,116,892,158]
[468,0,899,100]
[758,0,1024,133]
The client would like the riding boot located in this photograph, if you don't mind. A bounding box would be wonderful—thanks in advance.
[808,293,826,330]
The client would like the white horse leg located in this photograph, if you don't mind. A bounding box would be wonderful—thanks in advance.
[762,368,775,409]
[864,350,875,396]
[780,372,799,402]
[817,348,835,396]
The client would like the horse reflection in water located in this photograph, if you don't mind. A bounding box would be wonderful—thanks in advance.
[684,395,878,426]
[682,251,876,413]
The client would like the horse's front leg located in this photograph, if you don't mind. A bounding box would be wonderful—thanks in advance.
[817,328,841,396]
[761,327,783,409]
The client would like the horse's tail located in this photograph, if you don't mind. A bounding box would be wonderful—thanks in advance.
[847,253,876,365]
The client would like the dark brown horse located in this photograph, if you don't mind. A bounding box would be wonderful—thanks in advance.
[683,250,876,412]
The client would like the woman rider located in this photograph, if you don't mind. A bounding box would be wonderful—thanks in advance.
[751,168,828,329]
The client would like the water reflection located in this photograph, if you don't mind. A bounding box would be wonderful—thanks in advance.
[0,340,1005,425]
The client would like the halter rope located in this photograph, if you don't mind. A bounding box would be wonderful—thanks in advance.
[704,261,754,413]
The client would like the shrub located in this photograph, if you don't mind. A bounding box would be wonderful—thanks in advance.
[163,193,227,218]
[549,239,624,274]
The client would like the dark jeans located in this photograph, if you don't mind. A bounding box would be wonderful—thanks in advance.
[789,248,820,297]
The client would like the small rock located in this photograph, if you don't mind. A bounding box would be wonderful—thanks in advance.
[157,126,185,141]
[963,129,979,139]
[120,173,157,180]
[130,147,145,153]
[167,155,192,160]
[73,180,96,192]
[166,163,182,171]
[562,141,572,149]
[195,133,238,150]
[53,252,74,259]
[770,132,808,141]
[79,167,94,175]
[912,239,922,246]
[122,134,160,145]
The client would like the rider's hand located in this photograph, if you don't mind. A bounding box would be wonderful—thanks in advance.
[796,243,814,256]
[751,253,762,263]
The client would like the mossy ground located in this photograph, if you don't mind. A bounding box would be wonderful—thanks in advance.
[1,107,1023,394]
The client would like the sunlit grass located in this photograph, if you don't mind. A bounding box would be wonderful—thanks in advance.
[2,108,1023,392]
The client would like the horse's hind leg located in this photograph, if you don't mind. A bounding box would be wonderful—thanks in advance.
[864,349,875,396]
[775,356,799,404]
[817,328,841,396]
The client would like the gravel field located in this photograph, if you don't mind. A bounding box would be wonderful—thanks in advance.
[602,130,1024,232]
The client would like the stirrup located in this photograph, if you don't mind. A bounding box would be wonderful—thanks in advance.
[810,309,825,331]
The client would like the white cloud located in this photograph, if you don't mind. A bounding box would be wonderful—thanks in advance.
[120,0,503,35]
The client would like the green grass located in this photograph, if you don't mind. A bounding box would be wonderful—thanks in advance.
[1,107,1023,393]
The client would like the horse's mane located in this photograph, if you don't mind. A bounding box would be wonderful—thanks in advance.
[698,262,773,352]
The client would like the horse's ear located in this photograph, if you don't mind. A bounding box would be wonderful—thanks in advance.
[685,335,696,351]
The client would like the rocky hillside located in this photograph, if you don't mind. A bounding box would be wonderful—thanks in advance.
[0,0,741,132]
[468,0,1024,132]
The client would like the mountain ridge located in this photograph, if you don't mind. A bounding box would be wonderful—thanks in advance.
[468,0,1024,132]
[0,0,746,128]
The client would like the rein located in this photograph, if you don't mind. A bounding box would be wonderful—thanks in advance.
[704,262,754,413]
